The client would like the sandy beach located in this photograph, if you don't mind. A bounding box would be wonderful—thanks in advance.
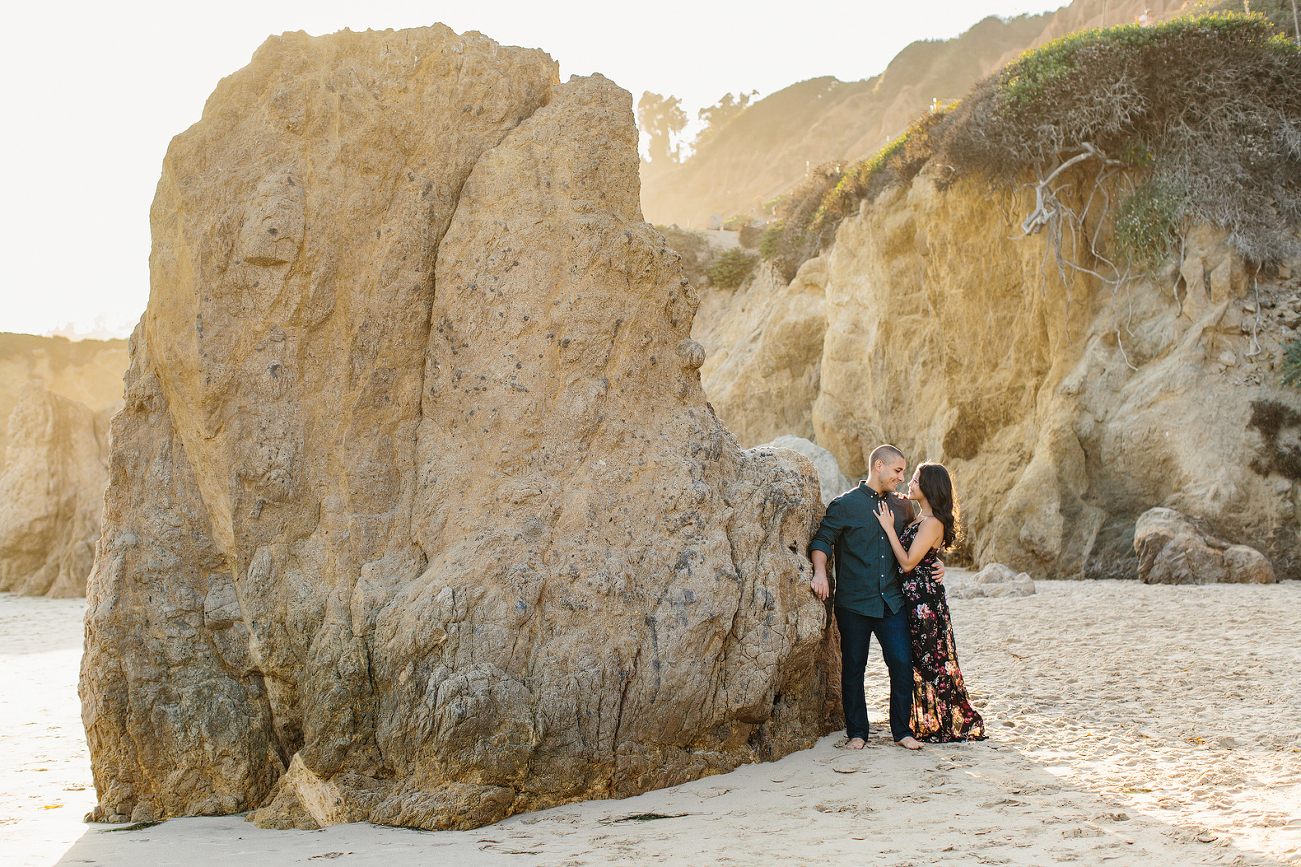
[3,578,1298,867]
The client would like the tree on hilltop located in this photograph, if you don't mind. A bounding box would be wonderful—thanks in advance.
[638,92,688,166]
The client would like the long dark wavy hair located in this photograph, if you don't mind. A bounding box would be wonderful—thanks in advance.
[916,462,960,550]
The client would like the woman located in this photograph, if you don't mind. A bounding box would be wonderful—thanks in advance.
[874,462,986,743]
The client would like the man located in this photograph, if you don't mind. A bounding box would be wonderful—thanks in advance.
[810,444,941,751]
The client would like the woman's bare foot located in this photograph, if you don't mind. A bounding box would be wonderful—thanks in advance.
[845,737,866,750]
[896,736,923,750]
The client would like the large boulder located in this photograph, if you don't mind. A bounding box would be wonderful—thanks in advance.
[0,380,112,597]
[1134,507,1275,584]
[756,435,852,507]
[80,27,836,833]
[1222,544,1276,584]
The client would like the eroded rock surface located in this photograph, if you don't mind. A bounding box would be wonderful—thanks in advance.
[0,381,113,597]
[755,435,851,507]
[696,258,827,446]
[693,165,1301,580]
[81,27,834,832]
[1134,507,1275,585]
[0,333,126,476]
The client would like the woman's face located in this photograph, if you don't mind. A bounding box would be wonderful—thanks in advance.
[906,469,923,502]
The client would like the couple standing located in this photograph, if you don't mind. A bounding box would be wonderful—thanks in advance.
[810,444,985,750]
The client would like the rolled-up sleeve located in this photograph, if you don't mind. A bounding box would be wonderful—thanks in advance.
[809,499,843,559]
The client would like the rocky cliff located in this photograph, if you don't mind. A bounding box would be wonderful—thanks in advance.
[693,257,828,445]
[0,334,124,598]
[80,26,835,832]
[0,381,113,597]
[698,165,1301,581]
[0,333,126,473]
[640,0,1188,227]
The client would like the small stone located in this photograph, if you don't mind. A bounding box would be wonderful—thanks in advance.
[1217,350,1237,367]
[1279,264,1292,279]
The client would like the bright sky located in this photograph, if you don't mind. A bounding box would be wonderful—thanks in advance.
[0,0,1063,338]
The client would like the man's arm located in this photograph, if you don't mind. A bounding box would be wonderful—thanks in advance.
[809,500,844,601]
[811,550,831,600]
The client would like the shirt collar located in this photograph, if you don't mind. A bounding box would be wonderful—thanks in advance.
[861,482,886,501]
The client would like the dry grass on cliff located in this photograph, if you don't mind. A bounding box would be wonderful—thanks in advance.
[762,13,1301,279]
[934,12,1301,264]
[760,112,948,281]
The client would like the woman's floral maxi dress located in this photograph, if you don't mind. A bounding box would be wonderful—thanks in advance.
[898,520,987,742]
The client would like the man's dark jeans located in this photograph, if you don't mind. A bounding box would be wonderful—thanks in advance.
[834,604,914,742]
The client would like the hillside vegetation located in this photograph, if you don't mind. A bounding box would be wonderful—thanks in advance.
[759,13,1301,281]
[640,0,1188,227]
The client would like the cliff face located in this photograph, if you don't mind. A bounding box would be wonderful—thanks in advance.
[0,335,124,597]
[695,257,828,445]
[81,26,834,832]
[0,381,112,597]
[697,165,1301,580]
[0,334,126,474]
[640,0,1188,227]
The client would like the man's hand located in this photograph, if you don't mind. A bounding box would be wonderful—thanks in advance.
[811,571,830,601]
[934,559,946,582]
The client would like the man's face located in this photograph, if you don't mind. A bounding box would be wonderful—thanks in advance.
[879,458,907,491]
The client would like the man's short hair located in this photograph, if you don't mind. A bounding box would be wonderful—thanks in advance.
[869,444,905,470]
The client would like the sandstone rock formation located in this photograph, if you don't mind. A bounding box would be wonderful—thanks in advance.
[696,258,827,446]
[0,333,126,475]
[693,166,1301,581]
[81,26,835,832]
[0,381,114,597]
[755,435,851,507]
[1134,507,1276,585]
[945,563,1035,600]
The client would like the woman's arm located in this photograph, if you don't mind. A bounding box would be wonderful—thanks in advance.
[874,505,943,572]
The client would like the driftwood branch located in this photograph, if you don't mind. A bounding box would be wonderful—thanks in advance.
[1020,143,1117,235]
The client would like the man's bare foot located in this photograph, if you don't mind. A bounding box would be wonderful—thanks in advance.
[896,736,923,750]
[845,737,866,750]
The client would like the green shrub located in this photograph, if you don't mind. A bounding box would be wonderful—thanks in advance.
[1282,338,1301,387]
[755,107,949,281]
[932,12,1301,263]
[758,223,784,260]
[722,214,752,231]
[738,222,765,249]
[707,248,757,289]
[746,12,1301,284]
[1114,178,1187,272]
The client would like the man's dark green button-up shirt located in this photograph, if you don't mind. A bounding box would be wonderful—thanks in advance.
[809,482,915,618]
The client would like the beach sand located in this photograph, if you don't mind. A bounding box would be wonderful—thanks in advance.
[3,578,1298,866]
